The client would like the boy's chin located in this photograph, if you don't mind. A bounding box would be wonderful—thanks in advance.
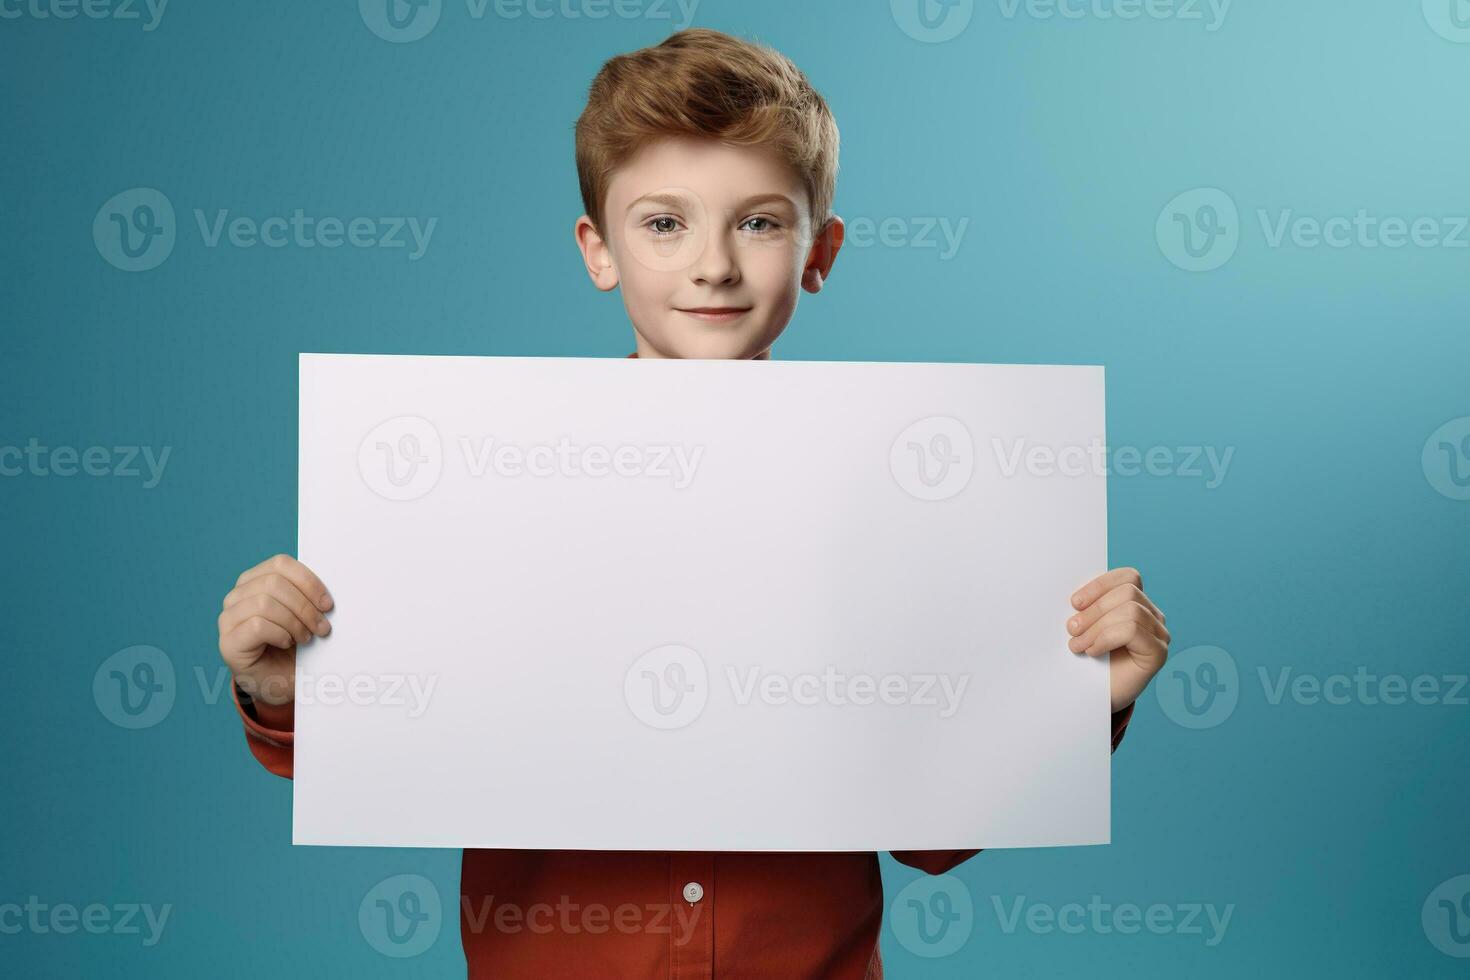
[642,325,779,360]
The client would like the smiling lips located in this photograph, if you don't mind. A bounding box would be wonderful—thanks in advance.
[677,307,751,323]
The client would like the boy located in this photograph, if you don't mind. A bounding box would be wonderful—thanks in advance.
[217,28,1171,978]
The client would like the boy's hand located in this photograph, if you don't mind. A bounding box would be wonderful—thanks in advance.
[1065,567,1170,713]
[218,554,333,711]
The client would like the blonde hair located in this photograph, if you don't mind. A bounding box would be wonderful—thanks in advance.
[575,28,839,236]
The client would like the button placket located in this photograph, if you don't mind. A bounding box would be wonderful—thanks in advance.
[670,853,715,980]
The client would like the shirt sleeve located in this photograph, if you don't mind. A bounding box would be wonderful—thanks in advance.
[888,701,1137,875]
[232,683,295,780]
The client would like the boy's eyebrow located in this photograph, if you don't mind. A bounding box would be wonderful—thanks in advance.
[626,191,800,214]
[628,191,694,213]
[733,193,799,213]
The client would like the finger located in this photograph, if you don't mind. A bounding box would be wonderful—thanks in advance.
[223,576,331,638]
[1068,602,1168,654]
[218,616,296,672]
[1086,601,1169,648]
[1116,627,1169,672]
[219,593,317,648]
[1077,619,1167,667]
[1067,584,1168,640]
[235,554,333,611]
[1071,567,1142,611]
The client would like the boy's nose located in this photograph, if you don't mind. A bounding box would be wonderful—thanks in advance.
[689,232,740,287]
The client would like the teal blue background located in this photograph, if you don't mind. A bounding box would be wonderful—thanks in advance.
[3,0,1468,976]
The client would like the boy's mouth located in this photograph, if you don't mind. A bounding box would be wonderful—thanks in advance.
[676,307,752,323]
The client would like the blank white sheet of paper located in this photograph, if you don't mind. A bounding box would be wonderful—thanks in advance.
[294,353,1109,852]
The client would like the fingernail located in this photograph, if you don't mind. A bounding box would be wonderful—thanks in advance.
[315,617,332,636]
[1071,593,1084,608]
[1068,617,1080,633]
[319,592,334,611]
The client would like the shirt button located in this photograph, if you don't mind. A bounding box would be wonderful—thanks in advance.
[682,881,704,904]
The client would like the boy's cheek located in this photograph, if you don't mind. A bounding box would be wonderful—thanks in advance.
[738,245,806,299]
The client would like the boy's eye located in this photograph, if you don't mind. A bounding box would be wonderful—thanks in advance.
[741,216,781,234]
[647,216,683,235]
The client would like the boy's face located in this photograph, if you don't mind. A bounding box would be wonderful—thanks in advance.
[575,136,844,360]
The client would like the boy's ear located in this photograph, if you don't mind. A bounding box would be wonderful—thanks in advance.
[574,215,620,291]
[801,216,845,293]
